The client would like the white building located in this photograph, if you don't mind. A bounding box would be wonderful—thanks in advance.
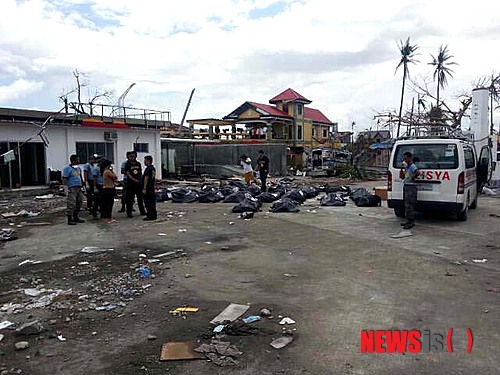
[0,106,169,188]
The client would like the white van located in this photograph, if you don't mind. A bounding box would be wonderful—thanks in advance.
[387,137,493,221]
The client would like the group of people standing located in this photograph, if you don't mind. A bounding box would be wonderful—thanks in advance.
[62,151,157,225]
[240,149,270,192]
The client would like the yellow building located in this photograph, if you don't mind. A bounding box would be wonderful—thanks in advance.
[223,88,337,151]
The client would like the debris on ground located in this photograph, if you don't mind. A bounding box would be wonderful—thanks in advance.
[270,334,294,349]
[238,212,254,219]
[18,259,42,266]
[279,317,296,325]
[160,341,205,361]
[472,259,488,263]
[0,228,17,241]
[194,339,243,366]
[14,341,29,351]
[15,321,44,336]
[0,321,15,330]
[242,315,261,324]
[170,306,199,315]
[210,303,250,324]
[80,246,114,254]
[147,334,157,341]
[34,194,55,200]
[260,308,272,317]
[390,231,413,238]
[1,210,40,219]
[218,321,274,337]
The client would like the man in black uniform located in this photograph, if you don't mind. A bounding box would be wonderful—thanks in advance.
[256,149,270,192]
[142,155,157,221]
[124,151,146,218]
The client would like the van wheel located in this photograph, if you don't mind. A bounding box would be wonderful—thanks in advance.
[457,199,468,221]
[394,207,405,217]
[470,195,478,209]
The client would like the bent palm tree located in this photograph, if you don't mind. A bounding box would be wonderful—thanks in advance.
[395,37,419,137]
[429,45,457,107]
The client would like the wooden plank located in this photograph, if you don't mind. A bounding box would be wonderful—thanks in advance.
[159,341,205,361]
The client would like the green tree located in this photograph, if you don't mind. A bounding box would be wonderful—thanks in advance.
[395,37,419,137]
[429,45,457,107]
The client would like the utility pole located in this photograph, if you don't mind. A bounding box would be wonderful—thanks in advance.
[179,88,195,135]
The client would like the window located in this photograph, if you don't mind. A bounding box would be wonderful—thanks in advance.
[134,143,149,153]
[297,125,303,140]
[392,144,458,170]
[297,104,303,116]
[464,147,475,169]
[322,128,328,138]
[76,142,114,163]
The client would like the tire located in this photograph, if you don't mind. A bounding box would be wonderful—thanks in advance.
[457,196,469,221]
[470,194,478,209]
[394,207,405,217]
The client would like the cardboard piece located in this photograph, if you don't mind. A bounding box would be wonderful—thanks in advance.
[170,307,199,314]
[210,303,250,325]
[160,341,205,361]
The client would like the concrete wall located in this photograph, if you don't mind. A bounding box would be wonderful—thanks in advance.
[0,122,162,185]
[160,141,288,177]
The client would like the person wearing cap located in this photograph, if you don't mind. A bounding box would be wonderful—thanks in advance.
[62,154,85,225]
[124,151,146,217]
[83,154,97,211]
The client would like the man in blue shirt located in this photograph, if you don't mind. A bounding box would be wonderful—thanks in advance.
[399,151,420,229]
[83,155,96,211]
[62,154,85,225]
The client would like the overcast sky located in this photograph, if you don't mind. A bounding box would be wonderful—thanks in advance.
[1,0,499,132]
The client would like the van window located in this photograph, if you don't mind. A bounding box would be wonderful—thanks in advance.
[393,144,458,169]
[464,147,475,169]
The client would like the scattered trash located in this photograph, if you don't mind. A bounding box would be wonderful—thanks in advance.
[490,213,500,218]
[194,339,242,366]
[434,251,441,255]
[147,259,160,264]
[185,273,193,278]
[147,334,157,341]
[77,261,90,266]
[0,334,4,342]
[24,288,42,297]
[178,229,187,233]
[486,287,500,293]
[229,222,235,225]
[153,250,183,258]
[260,308,272,317]
[472,259,488,263]
[160,341,205,361]
[138,254,147,259]
[242,315,261,324]
[0,321,15,330]
[390,231,413,238]
[205,242,212,245]
[18,259,42,266]
[221,246,231,251]
[139,267,151,278]
[80,246,113,254]
[170,307,199,315]
[482,307,490,314]
[95,305,117,311]
[213,325,225,333]
[279,317,296,325]
[1,210,40,219]
[57,334,67,342]
[270,335,294,349]
[14,341,30,350]
[444,271,456,277]
[142,284,152,289]
[238,212,254,219]
[15,321,44,336]
[283,273,298,277]
[0,228,17,241]
[35,194,55,200]
[158,233,168,236]
[210,303,250,324]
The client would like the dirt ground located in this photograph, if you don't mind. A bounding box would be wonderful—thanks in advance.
[0,179,500,375]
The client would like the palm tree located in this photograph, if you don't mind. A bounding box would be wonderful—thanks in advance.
[395,37,419,137]
[429,45,457,107]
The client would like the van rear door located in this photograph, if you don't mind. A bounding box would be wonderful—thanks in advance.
[392,143,459,203]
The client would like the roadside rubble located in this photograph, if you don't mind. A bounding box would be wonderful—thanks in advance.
[0,228,17,241]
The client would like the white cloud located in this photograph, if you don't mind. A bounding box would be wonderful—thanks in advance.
[1,0,500,131]
[0,79,44,103]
